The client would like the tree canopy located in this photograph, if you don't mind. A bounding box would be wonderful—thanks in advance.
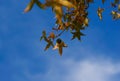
[24,0,120,55]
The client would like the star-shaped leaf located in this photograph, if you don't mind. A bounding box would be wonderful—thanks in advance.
[71,31,84,40]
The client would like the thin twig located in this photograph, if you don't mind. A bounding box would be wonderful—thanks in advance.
[55,27,67,38]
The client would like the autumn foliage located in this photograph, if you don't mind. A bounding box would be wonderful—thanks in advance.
[24,0,120,55]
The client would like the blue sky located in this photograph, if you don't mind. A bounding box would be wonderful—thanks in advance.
[0,0,120,81]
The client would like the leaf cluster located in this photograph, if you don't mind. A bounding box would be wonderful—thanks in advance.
[24,0,120,55]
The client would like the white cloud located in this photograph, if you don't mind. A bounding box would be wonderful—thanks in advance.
[21,58,120,81]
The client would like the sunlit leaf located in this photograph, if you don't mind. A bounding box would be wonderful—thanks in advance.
[53,38,67,56]
[70,0,77,5]
[24,0,35,13]
[53,5,63,25]
[24,0,120,55]
[58,0,76,9]
[45,0,76,25]
[83,18,89,27]
[118,4,120,11]
[97,7,104,20]
[111,11,120,19]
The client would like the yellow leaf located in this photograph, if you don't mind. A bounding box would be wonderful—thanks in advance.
[52,43,63,56]
[117,13,120,18]
[69,0,77,5]
[58,0,76,9]
[24,0,35,13]
[111,11,120,19]
[53,38,67,56]
[83,18,89,27]
[111,11,116,15]
[97,7,104,20]
[53,5,63,24]
[118,4,120,11]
